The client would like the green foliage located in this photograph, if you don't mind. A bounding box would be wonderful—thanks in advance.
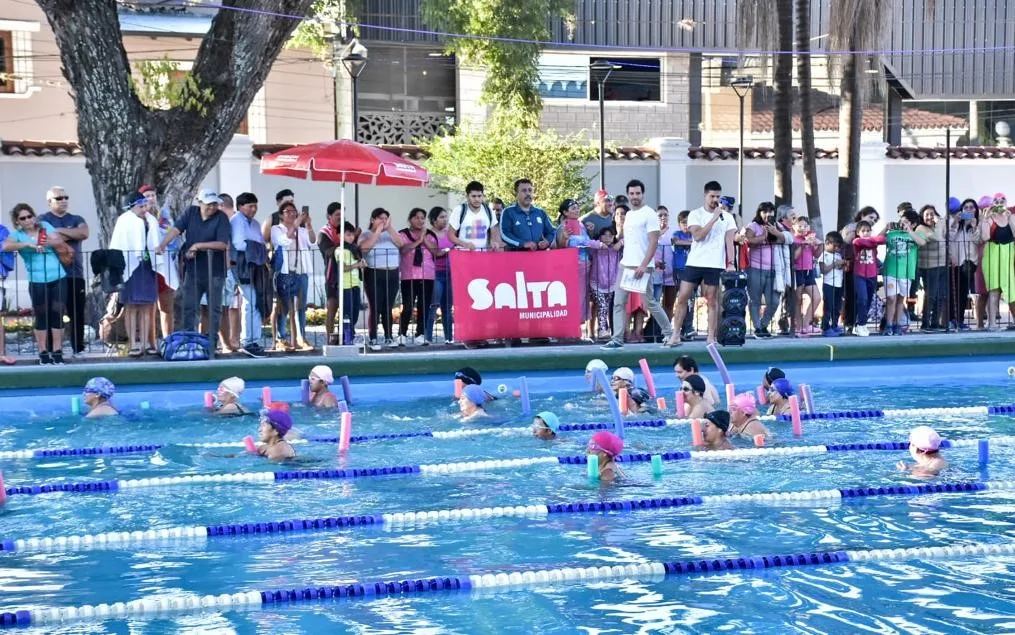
[130,57,214,114]
[287,0,361,63]
[421,0,573,128]
[420,114,597,210]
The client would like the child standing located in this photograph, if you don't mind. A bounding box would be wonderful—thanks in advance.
[884,210,930,335]
[671,210,695,339]
[556,199,602,340]
[819,231,846,336]
[339,221,365,344]
[589,225,620,340]
[792,217,823,335]
[851,220,885,336]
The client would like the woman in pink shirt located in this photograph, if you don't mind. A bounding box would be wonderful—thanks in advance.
[426,206,454,344]
[397,207,438,346]
[792,217,823,335]
[739,202,781,337]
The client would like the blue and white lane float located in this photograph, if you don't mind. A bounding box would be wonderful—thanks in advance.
[2,402,1006,461]
[5,542,1015,628]
[2,480,1009,554]
[1,437,1010,498]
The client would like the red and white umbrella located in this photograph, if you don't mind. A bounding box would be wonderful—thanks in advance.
[260,140,430,347]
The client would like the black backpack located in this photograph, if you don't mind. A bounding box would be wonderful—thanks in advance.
[457,203,493,229]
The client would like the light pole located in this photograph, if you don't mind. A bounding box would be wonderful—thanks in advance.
[589,60,619,191]
[342,49,368,226]
[730,75,754,218]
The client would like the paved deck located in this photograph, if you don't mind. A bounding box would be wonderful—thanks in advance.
[0,331,1011,389]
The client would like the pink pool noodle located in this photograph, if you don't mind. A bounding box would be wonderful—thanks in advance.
[204,391,214,410]
[757,385,767,404]
[339,412,352,453]
[243,435,258,454]
[790,396,803,436]
[261,386,271,408]
[675,390,686,418]
[618,388,629,415]
[454,379,464,398]
[754,434,765,448]
[638,358,657,398]
[0,471,6,506]
[656,397,667,412]
[690,419,704,446]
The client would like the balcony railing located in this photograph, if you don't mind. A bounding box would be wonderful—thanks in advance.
[357,111,453,145]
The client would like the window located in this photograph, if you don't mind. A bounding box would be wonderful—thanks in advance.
[589,57,661,102]
[536,53,588,100]
[0,31,13,94]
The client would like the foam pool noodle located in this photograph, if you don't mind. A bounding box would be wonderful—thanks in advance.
[706,342,733,385]
[691,419,704,446]
[0,470,5,506]
[675,390,686,418]
[801,384,815,414]
[754,434,765,448]
[261,386,272,408]
[140,401,150,410]
[70,396,81,415]
[979,439,989,464]
[651,454,663,477]
[339,412,352,453]
[340,376,353,404]
[756,385,767,405]
[790,396,803,436]
[338,400,349,413]
[203,392,215,410]
[725,384,735,408]
[243,435,258,454]
[519,377,531,415]
[656,397,667,412]
[638,358,657,398]
[618,388,630,415]
[586,454,600,481]
[300,379,311,405]
[592,368,624,439]
[454,378,464,398]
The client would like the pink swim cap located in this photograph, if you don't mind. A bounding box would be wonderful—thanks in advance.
[909,425,941,452]
[588,431,624,458]
[732,392,756,414]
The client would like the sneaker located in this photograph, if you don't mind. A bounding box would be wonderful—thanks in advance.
[757,328,772,338]
[414,335,427,346]
[855,325,870,337]
[387,338,400,349]
[832,326,845,336]
[368,338,382,352]
[240,343,266,358]
[51,351,65,365]
[600,340,624,350]
[958,323,971,331]
[822,328,840,337]
[39,352,53,365]
[396,335,408,347]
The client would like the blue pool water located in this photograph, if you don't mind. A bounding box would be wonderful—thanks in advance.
[3,356,1015,633]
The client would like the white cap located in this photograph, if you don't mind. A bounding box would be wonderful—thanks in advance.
[612,367,635,383]
[585,359,608,374]
[198,189,223,204]
[909,425,941,452]
[310,365,334,384]
[219,376,245,396]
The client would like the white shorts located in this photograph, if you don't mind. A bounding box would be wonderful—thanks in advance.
[201,270,240,308]
[885,276,911,297]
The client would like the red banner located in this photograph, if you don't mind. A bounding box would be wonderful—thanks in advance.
[450,249,581,340]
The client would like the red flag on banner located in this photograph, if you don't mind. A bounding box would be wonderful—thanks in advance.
[450,249,581,340]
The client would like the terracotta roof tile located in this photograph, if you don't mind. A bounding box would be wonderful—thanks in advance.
[252,143,659,161]
[746,105,967,133]
[688,147,840,160]
[1,140,83,157]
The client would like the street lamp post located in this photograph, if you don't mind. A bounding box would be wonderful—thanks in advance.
[342,50,368,226]
[589,60,619,192]
[730,76,755,218]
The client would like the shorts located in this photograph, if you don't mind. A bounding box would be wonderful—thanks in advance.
[885,276,912,297]
[202,270,239,308]
[680,265,721,287]
[157,274,171,295]
[794,269,816,287]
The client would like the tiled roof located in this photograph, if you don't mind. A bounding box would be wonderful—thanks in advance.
[886,146,1015,159]
[689,147,840,160]
[1,140,83,157]
[250,143,659,161]
[748,105,967,133]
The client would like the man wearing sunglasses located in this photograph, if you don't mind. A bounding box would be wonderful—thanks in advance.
[40,186,89,357]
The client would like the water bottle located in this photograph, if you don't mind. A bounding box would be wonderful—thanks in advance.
[38,227,47,246]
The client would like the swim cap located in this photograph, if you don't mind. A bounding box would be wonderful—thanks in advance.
[683,374,706,395]
[771,378,794,398]
[731,392,756,414]
[704,410,731,433]
[220,376,245,397]
[462,384,486,407]
[535,411,560,434]
[455,367,482,386]
[588,431,623,458]
[764,367,786,384]
[263,409,293,437]
[909,425,941,452]
[585,359,608,375]
[612,367,635,383]
[83,377,115,400]
[309,365,334,385]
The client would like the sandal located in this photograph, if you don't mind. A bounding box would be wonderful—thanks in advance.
[145,346,159,356]
[0,355,15,365]
[128,347,143,357]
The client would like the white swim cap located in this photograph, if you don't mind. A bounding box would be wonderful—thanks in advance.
[612,367,635,383]
[585,359,608,374]
[909,425,942,452]
[310,365,334,384]
[220,376,245,397]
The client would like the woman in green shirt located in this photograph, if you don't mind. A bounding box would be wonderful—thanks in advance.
[883,210,931,335]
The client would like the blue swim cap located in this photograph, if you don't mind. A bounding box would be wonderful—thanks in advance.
[535,411,560,434]
[83,377,115,400]
[462,384,486,407]
[771,378,794,398]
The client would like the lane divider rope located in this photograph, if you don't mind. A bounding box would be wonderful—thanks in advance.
[5,542,1015,627]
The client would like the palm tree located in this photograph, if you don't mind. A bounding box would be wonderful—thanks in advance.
[830,0,895,229]
[796,0,821,230]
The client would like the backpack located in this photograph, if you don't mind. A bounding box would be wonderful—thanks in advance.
[0,225,14,279]
[160,330,211,361]
[457,203,493,230]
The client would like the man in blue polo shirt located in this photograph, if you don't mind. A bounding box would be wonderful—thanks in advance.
[499,179,555,251]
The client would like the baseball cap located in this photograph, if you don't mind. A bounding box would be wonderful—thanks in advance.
[612,367,635,383]
[909,426,942,452]
[198,189,223,205]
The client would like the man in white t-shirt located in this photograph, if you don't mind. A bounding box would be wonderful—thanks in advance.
[448,180,504,251]
[667,180,737,346]
[601,179,675,349]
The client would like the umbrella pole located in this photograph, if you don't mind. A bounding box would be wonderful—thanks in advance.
[339,183,346,347]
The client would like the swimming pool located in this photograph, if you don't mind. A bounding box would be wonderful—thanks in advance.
[3,356,1015,633]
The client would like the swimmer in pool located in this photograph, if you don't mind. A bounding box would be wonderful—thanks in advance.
[728,392,772,442]
[584,359,608,393]
[255,409,296,460]
[308,365,339,408]
[766,379,795,416]
[82,377,118,418]
[214,376,251,416]
[586,430,624,481]
[680,374,711,419]
[897,425,948,477]
[762,367,788,415]
[458,384,489,422]
[701,410,733,451]
[674,355,721,408]
[609,367,655,414]
[532,411,560,440]
[454,366,496,402]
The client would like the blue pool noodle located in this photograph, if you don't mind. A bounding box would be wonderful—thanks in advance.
[592,368,624,439]
[300,379,311,405]
[340,376,353,405]
[519,377,532,415]
[70,397,81,416]
[338,400,349,413]
[979,439,989,464]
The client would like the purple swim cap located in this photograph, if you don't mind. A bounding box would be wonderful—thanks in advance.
[263,409,293,437]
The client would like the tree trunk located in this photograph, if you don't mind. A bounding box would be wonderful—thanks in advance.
[795,0,821,233]
[34,0,314,242]
[772,0,794,206]
[837,47,863,230]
